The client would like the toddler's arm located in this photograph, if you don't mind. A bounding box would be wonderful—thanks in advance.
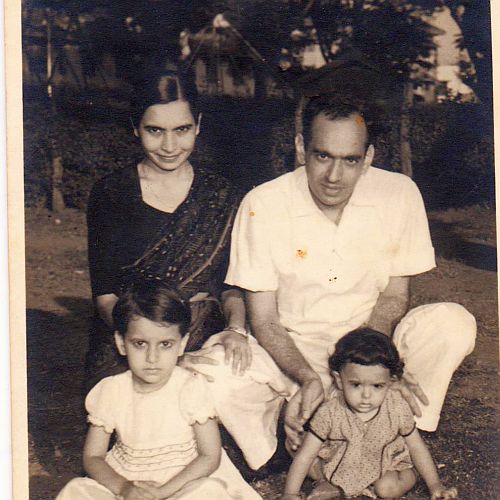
[83,425,157,500]
[282,431,323,499]
[405,428,458,499]
[150,417,222,499]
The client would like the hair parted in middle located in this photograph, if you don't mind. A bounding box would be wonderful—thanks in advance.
[329,327,404,379]
[113,280,192,338]
[131,67,199,128]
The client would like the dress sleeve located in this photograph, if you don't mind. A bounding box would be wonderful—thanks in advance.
[179,373,217,425]
[308,401,334,441]
[85,376,117,434]
[87,179,121,297]
[225,192,279,291]
[390,392,416,437]
[388,178,435,277]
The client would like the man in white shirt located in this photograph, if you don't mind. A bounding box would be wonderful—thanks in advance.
[191,95,476,470]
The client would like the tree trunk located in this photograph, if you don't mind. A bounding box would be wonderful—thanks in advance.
[400,82,413,178]
[50,140,65,212]
[46,8,65,211]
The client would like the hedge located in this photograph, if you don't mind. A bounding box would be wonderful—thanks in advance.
[23,97,494,210]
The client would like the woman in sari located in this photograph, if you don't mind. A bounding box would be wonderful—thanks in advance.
[85,68,250,390]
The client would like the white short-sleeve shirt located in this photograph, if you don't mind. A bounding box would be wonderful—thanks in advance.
[226,166,435,360]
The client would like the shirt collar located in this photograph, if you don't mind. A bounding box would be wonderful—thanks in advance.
[291,166,376,218]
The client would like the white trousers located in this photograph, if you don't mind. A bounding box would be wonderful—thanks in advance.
[191,303,476,470]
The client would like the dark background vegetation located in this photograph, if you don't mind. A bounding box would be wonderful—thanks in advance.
[24,94,494,213]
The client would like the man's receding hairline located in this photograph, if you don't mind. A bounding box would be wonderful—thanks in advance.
[309,111,370,148]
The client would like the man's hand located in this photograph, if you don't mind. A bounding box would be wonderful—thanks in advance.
[430,485,458,499]
[219,330,252,375]
[285,378,325,451]
[391,371,429,417]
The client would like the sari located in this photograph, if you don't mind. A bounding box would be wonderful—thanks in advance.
[85,165,241,390]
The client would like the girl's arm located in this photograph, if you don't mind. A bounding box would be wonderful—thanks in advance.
[283,432,323,498]
[405,429,458,499]
[83,425,156,500]
[155,417,222,499]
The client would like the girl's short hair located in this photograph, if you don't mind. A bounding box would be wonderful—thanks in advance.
[113,281,191,337]
[131,68,199,128]
[329,328,404,379]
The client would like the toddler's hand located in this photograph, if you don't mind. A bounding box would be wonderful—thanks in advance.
[431,485,458,499]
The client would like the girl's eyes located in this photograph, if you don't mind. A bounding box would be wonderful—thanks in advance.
[131,340,173,349]
[373,384,386,389]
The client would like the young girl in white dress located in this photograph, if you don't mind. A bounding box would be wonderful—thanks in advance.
[56,282,261,500]
[282,328,458,500]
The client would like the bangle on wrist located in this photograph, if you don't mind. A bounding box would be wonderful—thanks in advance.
[223,325,248,338]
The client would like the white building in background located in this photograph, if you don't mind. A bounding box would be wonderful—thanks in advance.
[415,6,476,103]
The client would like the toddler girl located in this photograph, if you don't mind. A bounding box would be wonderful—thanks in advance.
[282,328,457,500]
[57,281,261,500]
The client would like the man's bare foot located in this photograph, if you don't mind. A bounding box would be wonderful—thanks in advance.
[306,480,342,499]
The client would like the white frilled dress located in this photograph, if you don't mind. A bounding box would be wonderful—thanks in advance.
[56,367,261,500]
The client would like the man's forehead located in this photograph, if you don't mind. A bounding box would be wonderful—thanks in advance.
[309,112,369,147]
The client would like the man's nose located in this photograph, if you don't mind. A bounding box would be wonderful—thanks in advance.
[161,132,176,152]
[326,159,343,182]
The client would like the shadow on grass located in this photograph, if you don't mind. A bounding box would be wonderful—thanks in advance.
[27,297,93,496]
[429,220,497,272]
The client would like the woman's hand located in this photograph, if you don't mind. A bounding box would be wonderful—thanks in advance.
[179,348,219,382]
[391,371,429,417]
[430,486,458,499]
[219,330,252,375]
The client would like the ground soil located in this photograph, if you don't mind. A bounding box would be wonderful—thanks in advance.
[25,205,498,499]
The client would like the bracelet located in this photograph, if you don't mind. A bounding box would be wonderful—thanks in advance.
[223,325,248,338]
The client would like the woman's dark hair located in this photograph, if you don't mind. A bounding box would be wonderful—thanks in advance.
[131,68,199,128]
[302,93,372,148]
[329,328,404,379]
[113,281,191,337]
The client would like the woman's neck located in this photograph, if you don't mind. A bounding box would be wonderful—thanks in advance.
[138,161,194,213]
[139,160,193,184]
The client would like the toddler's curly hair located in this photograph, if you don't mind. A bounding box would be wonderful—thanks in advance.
[329,328,404,379]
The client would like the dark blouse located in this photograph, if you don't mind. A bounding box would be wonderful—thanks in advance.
[87,165,231,298]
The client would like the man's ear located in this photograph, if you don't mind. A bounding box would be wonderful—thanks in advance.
[178,335,189,357]
[114,332,127,356]
[363,144,375,171]
[195,113,202,136]
[332,371,343,391]
[295,133,306,166]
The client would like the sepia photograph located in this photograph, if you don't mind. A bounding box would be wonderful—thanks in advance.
[10,0,497,498]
